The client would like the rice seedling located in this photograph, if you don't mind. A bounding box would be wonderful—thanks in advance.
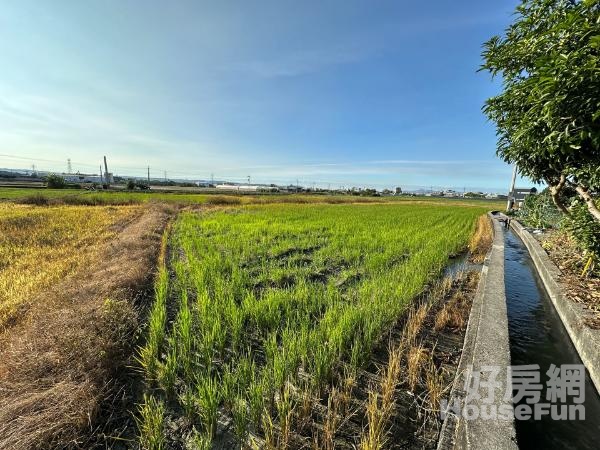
[262,410,277,450]
[188,431,212,450]
[248,378,266,428]
[138,266,169,380]
[275,384,296,449]
[195,375,221,438]
[179,388,196,423]
[158,345,178,395]
[232,396,250,443]
[136,394,166,450]
[134,202,489,447]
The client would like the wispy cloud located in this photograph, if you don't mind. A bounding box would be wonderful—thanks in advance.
[224,46,369,78]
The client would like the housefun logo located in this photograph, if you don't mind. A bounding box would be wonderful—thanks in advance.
[441,364,586,421]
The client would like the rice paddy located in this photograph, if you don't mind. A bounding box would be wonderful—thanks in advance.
[0,187,506,210]
[0,203,139,329]
[137,202,489,448]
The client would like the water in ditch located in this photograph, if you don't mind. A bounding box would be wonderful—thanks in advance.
[504,228,600,449]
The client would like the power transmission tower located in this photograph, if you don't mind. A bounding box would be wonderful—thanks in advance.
[67,158,72,174]
[211,173,214,185]
[247,175,251,185]
[164,171,167,182]
[147,166,150,184]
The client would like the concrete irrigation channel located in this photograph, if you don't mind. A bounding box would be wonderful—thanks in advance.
[438,213,600,450]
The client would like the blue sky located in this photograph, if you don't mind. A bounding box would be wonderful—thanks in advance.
[0,0,525,191]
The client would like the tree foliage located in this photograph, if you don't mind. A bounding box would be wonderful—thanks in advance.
[45,174,66,189]
[564,200,600,258]
[481,0,600,221]
[517,190,563,228]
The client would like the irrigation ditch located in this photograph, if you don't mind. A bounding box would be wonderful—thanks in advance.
[439,213,600,450]
[506,220,600,449]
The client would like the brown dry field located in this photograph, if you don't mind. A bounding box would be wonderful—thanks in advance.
[0,204,174,450]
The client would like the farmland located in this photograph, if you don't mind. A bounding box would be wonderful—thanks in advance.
[0,194,494,449]
[137,202,490,448]
[0,202,171,450]
[0,203,139,329]
[0,186,506,210]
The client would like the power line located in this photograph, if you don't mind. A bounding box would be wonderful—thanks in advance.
[0,153,506,192]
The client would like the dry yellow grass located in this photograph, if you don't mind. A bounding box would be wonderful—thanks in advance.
[407,345,429,391]
[0,204,139,329]
[0,204,172,450]
[468,214,493,264]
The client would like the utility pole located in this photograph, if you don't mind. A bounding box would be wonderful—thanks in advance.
[67,158,72,174]
[507,165,517,211]
[103,156,110,187]
[99,165,104,185]
[296,178,299,192]
[147,166,150,184]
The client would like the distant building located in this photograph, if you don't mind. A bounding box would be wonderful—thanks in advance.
[215,184,279,192]
[509,187,537,208]
[63,173,105,184]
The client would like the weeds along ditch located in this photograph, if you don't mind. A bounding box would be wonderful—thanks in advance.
[136,203,490,449]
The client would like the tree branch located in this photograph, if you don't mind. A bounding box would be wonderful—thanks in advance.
[548,174,571,216]
[574,184,600,223]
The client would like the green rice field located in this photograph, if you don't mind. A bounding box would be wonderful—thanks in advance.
[137,202,489,448]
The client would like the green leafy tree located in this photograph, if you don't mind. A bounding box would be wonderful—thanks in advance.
[481,0,600,222]
[45,174,66,189]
